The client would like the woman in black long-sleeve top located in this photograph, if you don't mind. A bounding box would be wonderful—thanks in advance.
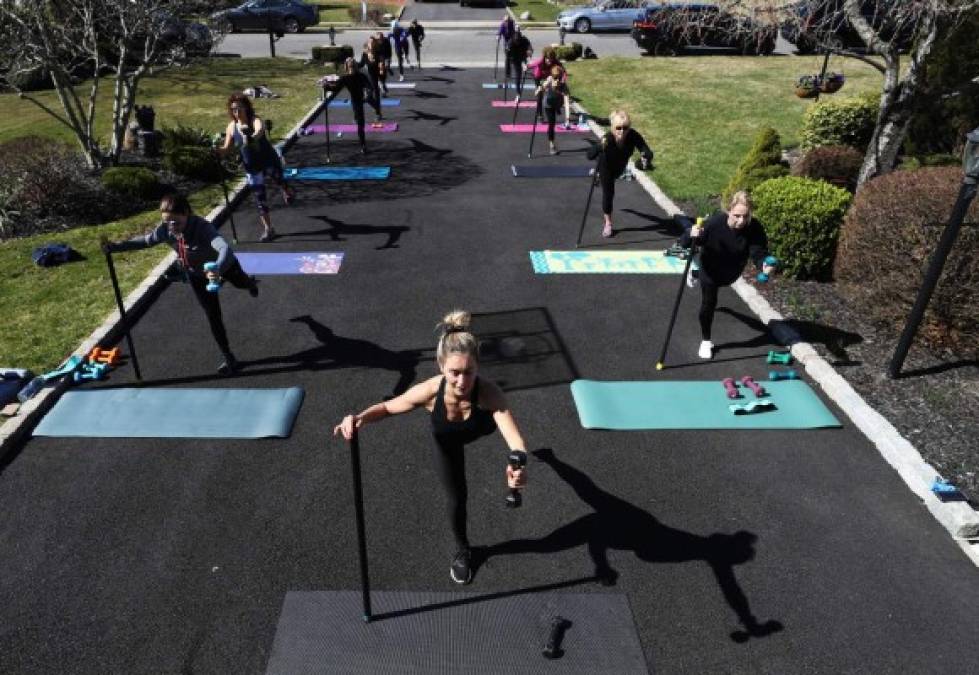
[679,191,775,360]
[586,110,654,238]
[326,58,383,153]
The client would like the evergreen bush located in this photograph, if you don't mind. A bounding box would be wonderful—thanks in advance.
[800,93,878,152]
[792,145,863,192]
[161,124,213,155]
[101,166,161,199]
[722,127,788,204]
[554,43,583,61]
[164,145,224,182]
[311,45,355,63]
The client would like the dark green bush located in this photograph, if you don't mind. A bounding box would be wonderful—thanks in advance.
[800,93,878,152]
[554,43,583,62]
[311,44,355,64]
[792,145,864,192]
[834,166,979,355]
[101,166,161,199]
[752,176,851,280]
[722,127,788,204]
[164,146,224,182]
[161,124,213,155]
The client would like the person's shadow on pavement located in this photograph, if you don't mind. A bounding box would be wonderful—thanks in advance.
[482,448,783,643]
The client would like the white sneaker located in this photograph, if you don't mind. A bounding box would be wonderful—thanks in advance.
[686,268,699,288]
[399,74,405,82]
[698,340,714,359]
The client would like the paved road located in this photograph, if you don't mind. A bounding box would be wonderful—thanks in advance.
[401,1,507,22]
[3,66,977,674]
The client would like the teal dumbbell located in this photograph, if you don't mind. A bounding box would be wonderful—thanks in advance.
[73,362,108,382]
[756,256,779,283]
[766,350,793,365]
[203,262,223,293]
[768,370,798,381]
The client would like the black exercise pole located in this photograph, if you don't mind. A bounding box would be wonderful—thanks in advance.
[103,247,143,381]
[527,90,542,158]
[494,39,500,81]
[512,65,531,126]
[218,166,239,244]
[656,234,699,370]
[348,428,372,622]
[503,71,509,103]
[324,89,332,163]
[574,154,602,248]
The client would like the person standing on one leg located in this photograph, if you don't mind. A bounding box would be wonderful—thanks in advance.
[217,93,295,243]
[507,28,533,98]
[678,191,775,360]
[326,57,383,154]
[387,21,410,82]
[586,109,654,239]
[408,19,425,70]
[359,39,385,118]
[334,309,530,586]
[536,66,568,155]
[375,31,392,94]
[101,193,258,375]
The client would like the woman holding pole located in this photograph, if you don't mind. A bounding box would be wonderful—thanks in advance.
[586,109,654,238]
[334,310,529,585]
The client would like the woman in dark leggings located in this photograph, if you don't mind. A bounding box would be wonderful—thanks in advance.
[536,65,568,155]
[678,191,774,360]
[325,57,384,153]
[334,309,529,585]
[586,109,654,238]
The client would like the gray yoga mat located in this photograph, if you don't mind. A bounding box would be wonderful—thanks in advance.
[266,591,648,674]
[512,165,595,178]
[33,387,305,438]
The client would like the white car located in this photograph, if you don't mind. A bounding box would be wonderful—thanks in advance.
[557,0,651,34]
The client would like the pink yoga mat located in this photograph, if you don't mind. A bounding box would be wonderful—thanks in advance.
[491,100,536,108]
[303,123,398,134]
[500,124,590,134]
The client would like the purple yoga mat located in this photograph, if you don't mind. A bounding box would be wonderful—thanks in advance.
[499,124,590,133]
[491,100,536,108]
[237,252,343,275]
[303,123,398,134]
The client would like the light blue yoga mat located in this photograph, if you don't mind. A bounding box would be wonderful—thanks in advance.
[34,387,305,438]
[530,250,688,274]
[237,252,343,275]
[283,167,390,180]
[570,379,841,430]
[482,82,535,90]
[329,98,400,107]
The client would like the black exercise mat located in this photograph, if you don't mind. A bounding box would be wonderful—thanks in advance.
[512,165,595,178]
[266,591,649,674]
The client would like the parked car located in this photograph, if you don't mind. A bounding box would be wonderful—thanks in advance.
[557,0,650,34]
[211,0,318,34]
[632,3,776,56]
[780,0,914,54]
[459,0,507,7]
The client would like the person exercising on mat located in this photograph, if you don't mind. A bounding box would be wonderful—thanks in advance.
[334,309,529,585]
[324,57,384,154]
[677,190,775,360]
[536,65,570,155]
[101,193,258,375]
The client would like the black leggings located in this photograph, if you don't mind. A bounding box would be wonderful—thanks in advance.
[433,439,469,549]
[699,281,720,340]
[544,105,557,141]
[351,99,381,146]
[188,260,254,353]
[599,172,615,216]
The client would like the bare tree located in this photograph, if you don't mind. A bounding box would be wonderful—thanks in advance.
[0,0,216,169]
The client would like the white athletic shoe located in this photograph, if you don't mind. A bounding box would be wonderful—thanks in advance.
[698,340,714,360]
[686,268,699,289]
[399,74,405,82]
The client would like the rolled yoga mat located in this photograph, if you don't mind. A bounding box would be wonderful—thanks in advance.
[482,82,535,90]
[570,379,841,430]
[283,167,390,180]
[512,165,595,178]
[329,98,400,107]
[500,123,591,133]
[303,123,399,134]
[237,252,343,275]
[492,100,537,108]
[33,387,305,438]
[530,250,688,274]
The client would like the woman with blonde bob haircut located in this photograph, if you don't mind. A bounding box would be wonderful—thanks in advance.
[586,109,654,238]
[334,310,530,585]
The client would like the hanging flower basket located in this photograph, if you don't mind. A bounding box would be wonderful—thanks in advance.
[794,74,821,99]
[820,72,845,94]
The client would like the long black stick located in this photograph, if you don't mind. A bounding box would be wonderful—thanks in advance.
[219,175,238,244]
[349,429,372,622]
[511,65,531,126]
[103,248,142,381]
[656,238,698,370]
[322,87,333,163]
[527,90,542,158]
[574,155,602,248]
[494,39,500,81]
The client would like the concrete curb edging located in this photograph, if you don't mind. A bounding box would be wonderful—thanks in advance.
[571,99,979,553]
[0,98,326,463]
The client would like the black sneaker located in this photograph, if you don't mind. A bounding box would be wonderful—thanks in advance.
[217,352,239,375]
[248,276,259,298]
[450,548,472,585]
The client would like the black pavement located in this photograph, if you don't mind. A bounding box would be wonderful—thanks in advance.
[1,68,977,673]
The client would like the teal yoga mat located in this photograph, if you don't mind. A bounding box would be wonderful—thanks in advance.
[570,379,840,430]
[284,167,390,180]
[34,387,305,438]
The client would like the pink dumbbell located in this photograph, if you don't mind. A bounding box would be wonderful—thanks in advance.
[741,376,767,397]
[722,377,740,399]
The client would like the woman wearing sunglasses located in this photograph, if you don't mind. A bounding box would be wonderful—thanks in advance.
[587,109,655,238]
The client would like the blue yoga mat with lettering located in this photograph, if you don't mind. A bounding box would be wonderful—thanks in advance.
[34,387,305,438]
[329,98,400,107]
[570,379,840,430]
[283,167,390,180]
[237,252,343,275]
[482,82,535,90]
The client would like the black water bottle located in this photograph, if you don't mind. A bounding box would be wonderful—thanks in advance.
[506,450,527,508]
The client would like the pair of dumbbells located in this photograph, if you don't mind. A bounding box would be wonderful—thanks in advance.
[73,361,109,382]
[766,350,793,365]
[203,262,223,293]
[722,376,767,399]
[89,346,121,366]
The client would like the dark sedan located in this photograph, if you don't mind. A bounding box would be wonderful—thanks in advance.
[211,0,318,34]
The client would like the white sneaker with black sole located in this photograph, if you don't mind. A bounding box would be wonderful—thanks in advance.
[698,340,714,360]
[686,268,699,289]
[450,548,472,584]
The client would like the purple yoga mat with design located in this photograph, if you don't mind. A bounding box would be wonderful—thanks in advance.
[237,252,343,275]
[303,123,398,134]
[491,100,536,108]
[500,124,590,133]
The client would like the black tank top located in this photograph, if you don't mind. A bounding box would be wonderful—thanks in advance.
[431,377,498,446]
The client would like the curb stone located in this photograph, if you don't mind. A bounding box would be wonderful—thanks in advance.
[571,99,979,554]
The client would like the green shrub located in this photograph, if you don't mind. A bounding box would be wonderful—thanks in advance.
[164,146,224,182]
[554,43,583,62]
[311,44,355,63]
[792,145,863,192]
[101,167,160,199]
[800,93,878,152]
[834,166,979,355]
[161,124,213,155]
[752,176,851,280]
[722,127,788,204]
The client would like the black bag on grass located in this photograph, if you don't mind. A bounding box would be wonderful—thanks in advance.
[31,242,74,267]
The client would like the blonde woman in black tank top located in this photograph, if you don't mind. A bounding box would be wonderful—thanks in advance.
[334,310,529,585]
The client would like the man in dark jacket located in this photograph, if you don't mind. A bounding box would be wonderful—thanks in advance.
[506,28,533,92]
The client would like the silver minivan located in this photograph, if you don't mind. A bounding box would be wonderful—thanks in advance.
[556,0,650,33]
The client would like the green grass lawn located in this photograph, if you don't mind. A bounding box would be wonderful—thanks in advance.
[566,55,883,204]
[510,0,564,23]
[0,58,327,372]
